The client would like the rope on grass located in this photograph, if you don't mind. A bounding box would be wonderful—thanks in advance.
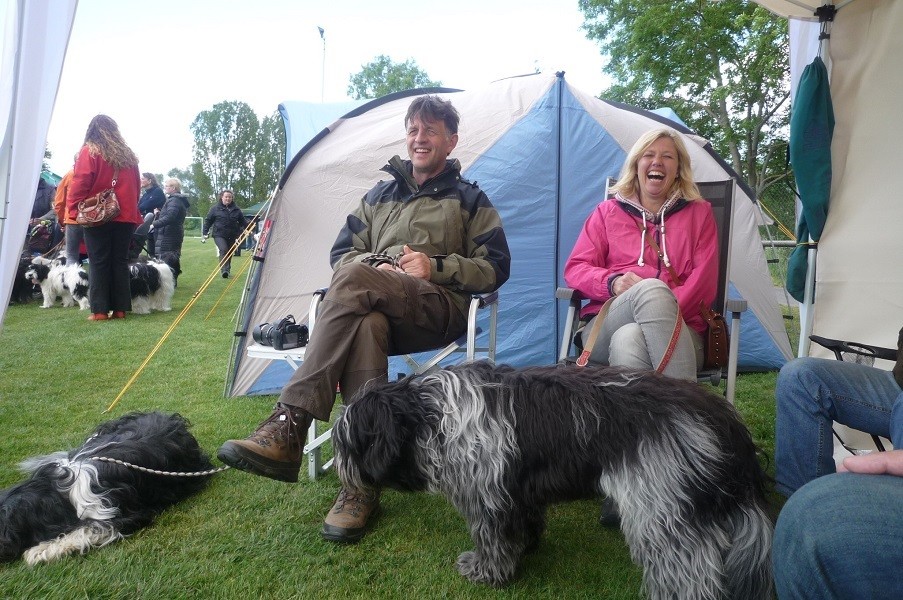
[90,456,230,477]
[104,205,269,413]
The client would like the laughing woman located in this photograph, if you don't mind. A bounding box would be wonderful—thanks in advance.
[67,115,141,321]
[564,128,719,382]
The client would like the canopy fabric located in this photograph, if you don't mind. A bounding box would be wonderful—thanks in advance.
[0,0,78,329]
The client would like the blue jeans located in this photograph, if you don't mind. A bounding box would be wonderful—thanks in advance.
[775,357,903,496]
[773,472,903,599]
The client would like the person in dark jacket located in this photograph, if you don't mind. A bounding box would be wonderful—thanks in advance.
[218,95,511,544]
[139,173,166,256]
[150,177,189,259]
[202,189,248,278]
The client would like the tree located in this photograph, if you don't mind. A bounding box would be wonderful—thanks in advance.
[347,55,442,100]
[253,111,286,202]
[190,101,261,207]
[579,0,791,197]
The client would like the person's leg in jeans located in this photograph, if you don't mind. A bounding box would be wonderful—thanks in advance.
[775,357,901,496]
[773,472,903,599]
[588,278,700,381]
[64,224,84,266]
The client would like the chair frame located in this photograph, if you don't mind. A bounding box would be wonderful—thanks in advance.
[246,289,499,479]
[556,178,746,404]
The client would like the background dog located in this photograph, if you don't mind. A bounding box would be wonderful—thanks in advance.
[23,257,89,310]
[0,412,214,565]
[10,256,37,304]
[332,362,773,600]
[129,255,177,314]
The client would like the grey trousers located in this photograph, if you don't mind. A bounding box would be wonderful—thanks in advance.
[583,278,703,381]
[278,262,468,421]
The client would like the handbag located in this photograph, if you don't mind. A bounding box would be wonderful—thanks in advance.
[699,302,729,369]
[76,169,121,227]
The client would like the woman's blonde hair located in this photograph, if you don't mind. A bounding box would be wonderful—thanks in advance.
[164,178,182,193]
[83,114,138,168]
[610,128,701,202]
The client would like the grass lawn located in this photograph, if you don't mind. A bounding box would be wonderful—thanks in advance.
[0,241,783,599]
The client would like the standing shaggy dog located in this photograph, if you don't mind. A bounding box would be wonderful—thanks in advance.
[0,412,214,565]
[332,362,773,600]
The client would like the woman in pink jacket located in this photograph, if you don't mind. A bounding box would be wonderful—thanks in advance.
[564,128,718,382]
[67,115,142,321]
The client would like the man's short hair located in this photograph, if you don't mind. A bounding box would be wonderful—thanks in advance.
[405,95,459,135]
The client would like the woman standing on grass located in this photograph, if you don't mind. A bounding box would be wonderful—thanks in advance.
[67,115,141,321]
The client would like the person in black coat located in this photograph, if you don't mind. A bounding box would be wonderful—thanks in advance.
[139,173,166,256]
[202,189,249,278]
[150,177,189,258]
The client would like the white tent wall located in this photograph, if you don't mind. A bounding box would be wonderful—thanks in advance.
[229,74,792,397]
[0,0,77,330]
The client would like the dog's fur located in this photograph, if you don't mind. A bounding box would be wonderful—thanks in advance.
[24,257,89,310]
[129,254,178,314]
[332,362,773,600]
[9,256,36,304]
[0,412,214,565]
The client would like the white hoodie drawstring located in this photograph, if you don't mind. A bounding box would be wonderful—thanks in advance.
[637,211,647,267]
[659,221,671,267]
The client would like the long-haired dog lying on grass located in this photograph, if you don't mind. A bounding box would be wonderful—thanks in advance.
[332,362,773,600]
[0,412,214,565]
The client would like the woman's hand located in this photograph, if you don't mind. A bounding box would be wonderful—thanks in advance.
[612,271,643,296]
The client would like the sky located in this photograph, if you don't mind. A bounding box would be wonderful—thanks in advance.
[44,0,609,177]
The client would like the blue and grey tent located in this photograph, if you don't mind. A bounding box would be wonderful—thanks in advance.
[227,73,791,397]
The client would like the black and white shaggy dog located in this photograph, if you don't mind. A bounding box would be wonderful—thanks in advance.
[332,363,773,600]
[129,254,177,314]
[24,257,89,310]
[0,412,214,565]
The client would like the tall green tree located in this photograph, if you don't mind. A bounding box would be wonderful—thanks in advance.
[579,0,791,196]
[190,101,261,207]
[347,55,442,100]
[253,111,286,202]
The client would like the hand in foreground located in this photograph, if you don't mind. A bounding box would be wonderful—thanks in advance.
[839,449,903,478]
[397,245,431,279]
[612,271,643,296]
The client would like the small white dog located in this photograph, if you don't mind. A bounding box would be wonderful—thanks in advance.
[24,257,89,310]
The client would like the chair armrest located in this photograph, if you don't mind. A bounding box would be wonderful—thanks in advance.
[810,335,897,362]
[556,287,586,301]
[473,291,498,309]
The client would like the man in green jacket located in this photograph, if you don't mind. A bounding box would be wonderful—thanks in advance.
[218,95,511,542]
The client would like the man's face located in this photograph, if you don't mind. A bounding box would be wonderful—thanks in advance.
[406,115,458,183]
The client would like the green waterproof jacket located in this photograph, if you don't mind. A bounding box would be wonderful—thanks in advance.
[330,156,511,315]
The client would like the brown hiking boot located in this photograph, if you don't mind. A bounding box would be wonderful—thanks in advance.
[217,404,311,483]
[320,488,381,543]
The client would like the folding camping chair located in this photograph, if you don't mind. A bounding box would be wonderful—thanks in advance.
[556,179,747,404]
[809,334,898,454]
[247,288,499,478]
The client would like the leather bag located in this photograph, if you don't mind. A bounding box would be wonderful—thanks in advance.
[76,170,121,227]
[699,302,728,369]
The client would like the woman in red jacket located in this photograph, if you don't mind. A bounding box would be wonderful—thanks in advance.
[67,115,142,320]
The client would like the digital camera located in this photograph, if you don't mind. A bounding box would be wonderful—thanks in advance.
[252,314,309,351]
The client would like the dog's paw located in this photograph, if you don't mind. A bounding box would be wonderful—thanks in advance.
[456,551,510,587]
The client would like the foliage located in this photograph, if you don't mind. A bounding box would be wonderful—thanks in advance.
[579,0,792,197]
[0,241,783,597]
[189,102,285,211]
[347,55,442,100]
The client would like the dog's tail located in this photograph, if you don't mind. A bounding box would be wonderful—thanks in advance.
[723,501,774,600]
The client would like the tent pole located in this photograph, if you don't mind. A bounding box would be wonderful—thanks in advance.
[798,242,817,357]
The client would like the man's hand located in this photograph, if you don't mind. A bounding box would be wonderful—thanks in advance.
[397,245,431,279]
[612,271,643,296]
[839,449,903,477]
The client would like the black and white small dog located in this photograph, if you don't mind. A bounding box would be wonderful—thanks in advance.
[0,412,214,565]
[332,363,773,600]
[10,256,37,304]
[129,254,178,314]
[24,257,89,310]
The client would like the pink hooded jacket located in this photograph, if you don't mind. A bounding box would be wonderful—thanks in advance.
[564,195,719,336]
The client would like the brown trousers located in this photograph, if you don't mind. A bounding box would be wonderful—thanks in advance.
[278,263,467,421]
